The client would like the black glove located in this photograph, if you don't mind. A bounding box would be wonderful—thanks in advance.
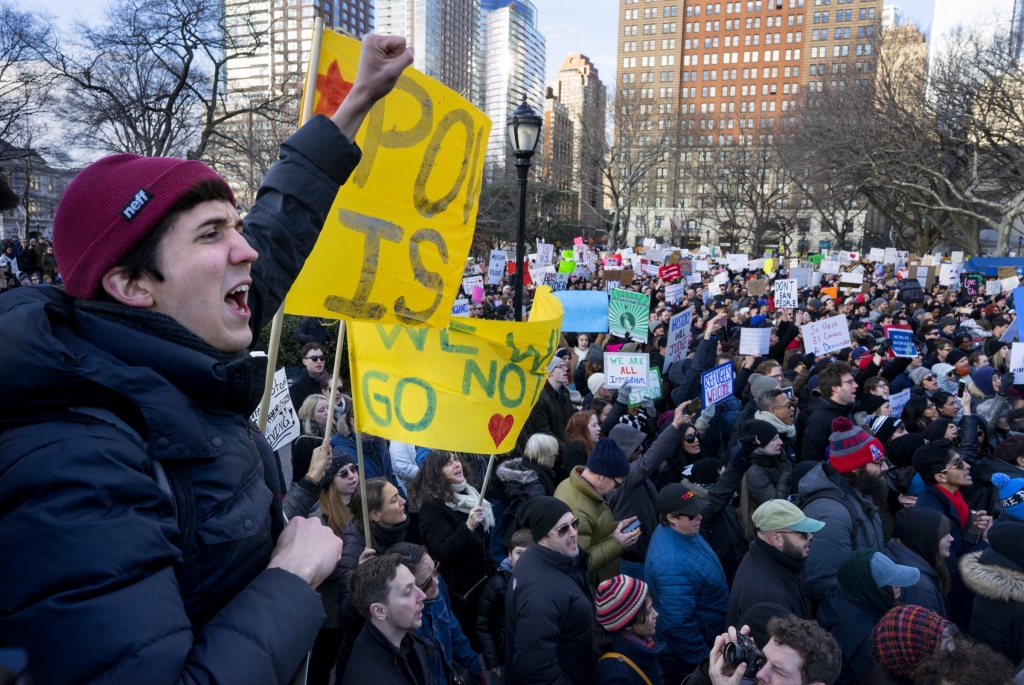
[876,338,893,353]
[739,434,759,459]
[1000,372,1016,396]
[803,352,818,368]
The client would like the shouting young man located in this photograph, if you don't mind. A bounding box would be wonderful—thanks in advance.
[0,35,412,683]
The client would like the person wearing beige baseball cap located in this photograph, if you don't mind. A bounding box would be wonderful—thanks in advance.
[728,500,825,626]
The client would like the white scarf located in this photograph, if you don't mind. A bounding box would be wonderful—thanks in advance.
[754,410,797,440]
[448,480,495,532]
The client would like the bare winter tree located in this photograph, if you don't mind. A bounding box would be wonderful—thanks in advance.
[0,3,54,146]
[33,0,288,160]
[580,87,682,249]
[792,21,1024,255]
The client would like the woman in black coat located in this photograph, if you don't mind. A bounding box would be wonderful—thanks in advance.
[882,507,953,618]
[961,520,1024,664]
[412,451,496,649]
[476,529,532,677]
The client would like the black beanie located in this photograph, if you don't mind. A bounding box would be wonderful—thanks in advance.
[744,419,780,448]
[987,520,1024,570]
[945,349,967,366]
[519,496,573,543]
[321,450,355,490]
[859,394,888,416]
[889,433,926,469]
[690,458,722,486]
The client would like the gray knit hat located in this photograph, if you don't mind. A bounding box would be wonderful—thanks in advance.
[909,366,932,387]
[586,344,605,365]
[749,373,781,401]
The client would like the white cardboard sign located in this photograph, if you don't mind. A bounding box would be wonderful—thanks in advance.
[249,368,301,451]
[774,279,798,309]
[487,249,507,285]
[801,314,852,356]
[740,327,772,355]
[604,352,650,389]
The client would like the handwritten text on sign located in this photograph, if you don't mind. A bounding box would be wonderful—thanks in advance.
[604,352,650,389]
[802,315,852,357]
[664,307,693,372]
[702,361,735,409]
[774,279,798,309]
[286,31,490,328]
[249,368,301,451]
[348,287,563,453]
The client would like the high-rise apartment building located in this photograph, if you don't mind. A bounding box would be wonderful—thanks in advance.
[481,0,547,174]
[881,4,898,30]
[614,0,881,248]
[539,88,578,218]
[219,0,374,208]
[548,54,607,226]
[375,0,482,105]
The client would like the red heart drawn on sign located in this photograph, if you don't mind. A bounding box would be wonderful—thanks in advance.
[488,414,514,447]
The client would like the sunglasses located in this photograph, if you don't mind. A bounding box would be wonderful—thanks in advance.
[939,458,966,474]
[923,375,936,382]
[337,465,358,477]
[555,517,581,537]
[417,560,440,590]
[305,355,325,362]
[684,432,699,443]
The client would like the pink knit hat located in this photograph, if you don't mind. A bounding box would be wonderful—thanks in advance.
[53,153,234,299]
[595,575,649,631]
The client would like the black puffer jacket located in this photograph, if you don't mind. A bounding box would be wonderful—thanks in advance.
[961,547,1024,663]
[476,565,511,670]
[800,396,851,462]
[0,114,359,684]
[523,381,576,448]
[728,537,809,626]
[505,544,596,685]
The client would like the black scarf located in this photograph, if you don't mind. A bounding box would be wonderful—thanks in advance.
[370,519,410,551]
[76,299,243,365]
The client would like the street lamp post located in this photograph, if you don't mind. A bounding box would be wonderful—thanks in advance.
[506,98,542,322]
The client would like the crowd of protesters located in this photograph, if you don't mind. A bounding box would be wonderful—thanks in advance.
[5,30,1024,685]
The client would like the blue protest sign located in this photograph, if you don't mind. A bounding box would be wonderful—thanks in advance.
[552,290,610,333]
[1014,287,1024,313]
[884,325,917,358]
[701,361,735,408]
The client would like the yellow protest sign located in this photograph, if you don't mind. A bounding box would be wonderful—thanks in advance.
[286,30,490,328]
[348,287,564,453]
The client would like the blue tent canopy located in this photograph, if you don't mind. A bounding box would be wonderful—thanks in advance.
[963,257,1024,277]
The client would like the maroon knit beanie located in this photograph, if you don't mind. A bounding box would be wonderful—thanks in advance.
[53,153,234,300]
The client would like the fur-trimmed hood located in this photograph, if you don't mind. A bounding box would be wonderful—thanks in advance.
[496,457,540,485]
[960,550,1024,603]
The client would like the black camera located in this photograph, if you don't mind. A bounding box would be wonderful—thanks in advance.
[723,634,767,678]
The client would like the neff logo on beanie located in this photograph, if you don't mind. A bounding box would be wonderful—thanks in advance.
[121,189,153,221]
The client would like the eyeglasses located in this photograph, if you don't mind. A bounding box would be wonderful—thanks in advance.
[684,432,699,443]
[305,355,325,362]
[841,378,858,386]
[939,458,966,474]
[417,560,441,590]
[555,517,581,537]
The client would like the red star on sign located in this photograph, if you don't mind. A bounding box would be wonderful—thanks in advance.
[313,60,353,117]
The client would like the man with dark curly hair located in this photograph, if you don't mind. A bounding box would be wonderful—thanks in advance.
[708,615,842,685]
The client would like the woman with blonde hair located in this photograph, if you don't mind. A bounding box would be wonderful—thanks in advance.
[291,393,329,483]
[497,433,559,545]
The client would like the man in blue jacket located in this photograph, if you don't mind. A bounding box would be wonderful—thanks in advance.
[0,35,412,684]
[645,483,730,684]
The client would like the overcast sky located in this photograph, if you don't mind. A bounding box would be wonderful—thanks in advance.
[32,0,939,88]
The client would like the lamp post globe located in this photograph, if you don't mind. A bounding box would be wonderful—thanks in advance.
[506,97,542,321]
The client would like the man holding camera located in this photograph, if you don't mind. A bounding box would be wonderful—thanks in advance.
[702,618,842,685]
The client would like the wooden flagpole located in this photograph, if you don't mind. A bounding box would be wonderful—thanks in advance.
[257,16,325,432]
